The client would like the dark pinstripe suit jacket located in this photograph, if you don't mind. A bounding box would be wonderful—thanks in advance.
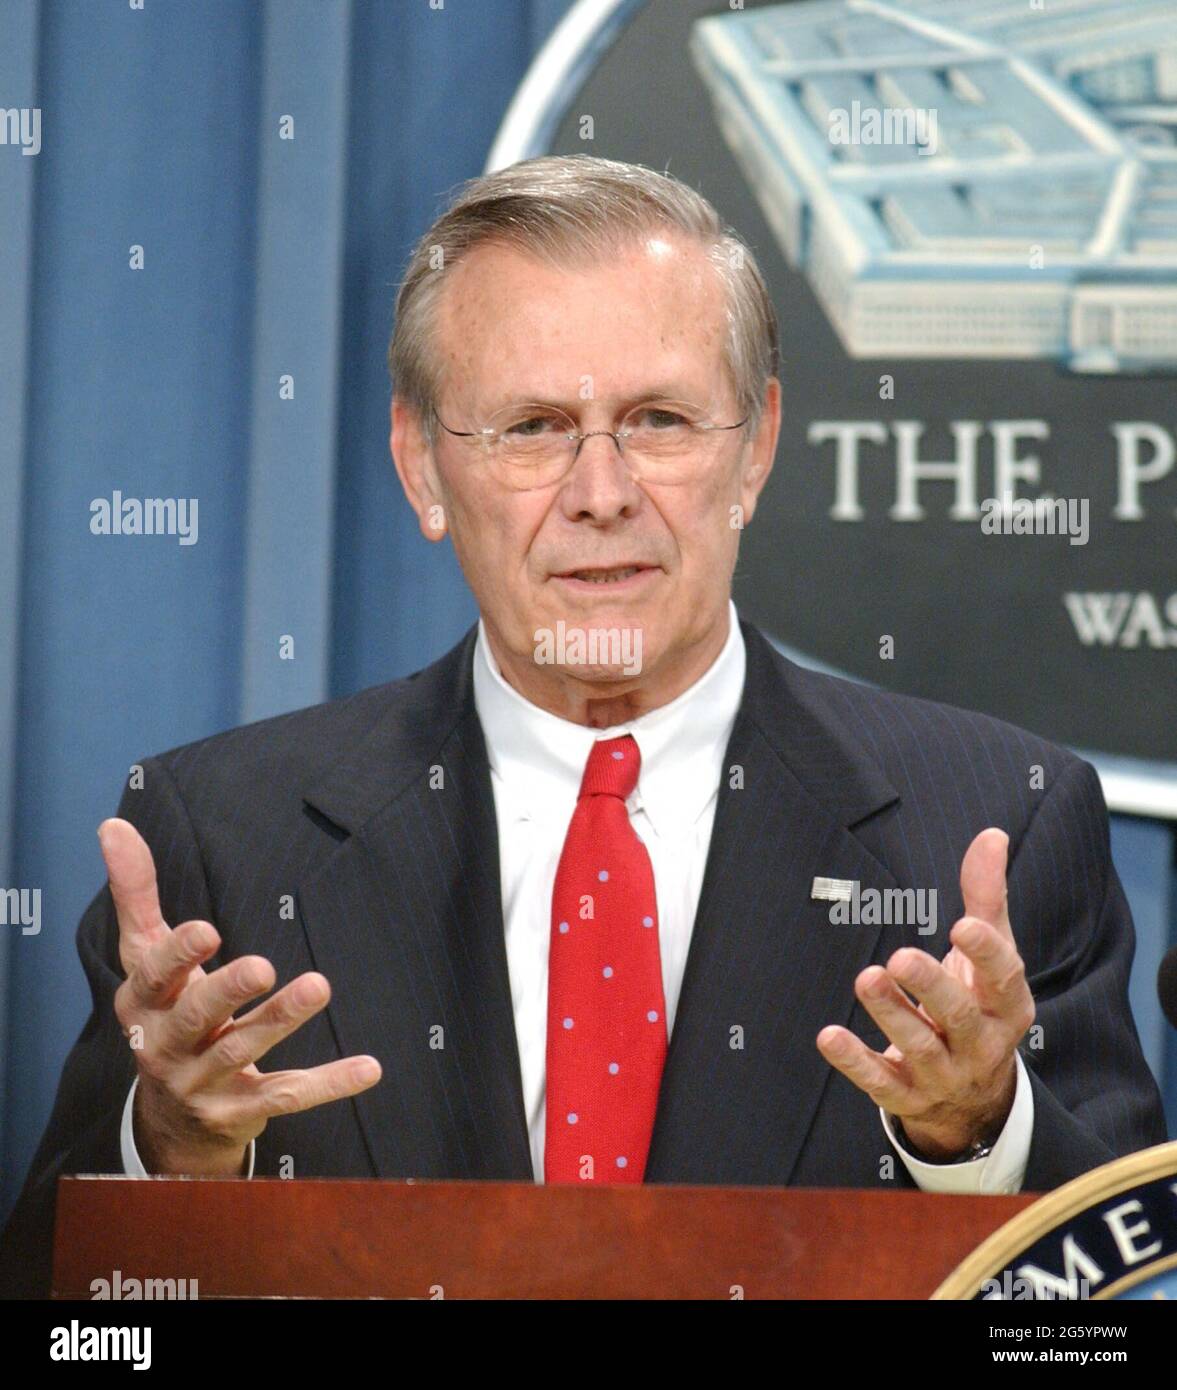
[1,618,1167,1295]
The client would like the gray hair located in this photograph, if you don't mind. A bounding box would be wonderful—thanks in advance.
[388,154,779,443]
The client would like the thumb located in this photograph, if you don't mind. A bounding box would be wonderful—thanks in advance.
[959,827,1012,939]
[99,818,169,973]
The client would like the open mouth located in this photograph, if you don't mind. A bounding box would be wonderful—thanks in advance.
[554,565,657,586]
[566,566,639,583]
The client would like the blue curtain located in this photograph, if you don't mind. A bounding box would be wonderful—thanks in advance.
[0,0,574,1217]
[1,0,1173,1221]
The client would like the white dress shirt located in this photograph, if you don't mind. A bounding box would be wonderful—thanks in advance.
[122,599,1032,1192]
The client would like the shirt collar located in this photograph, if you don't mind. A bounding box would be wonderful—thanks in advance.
[472,600,746,838]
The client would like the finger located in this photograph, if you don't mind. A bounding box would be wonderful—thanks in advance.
[163,954,278,1054]
[125,919,221,1011]
[950,918,1034,1025]
[960,827,1012,939]
[250,1057,383,1121]
[100,819,169,972]
[190,973,331,1082]
[816,1025,913,1112]
[854,966,952,1081]
[886,948,982,1051]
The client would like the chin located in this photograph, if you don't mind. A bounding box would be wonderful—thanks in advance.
[529,615,650,682]
[559,662,644,685]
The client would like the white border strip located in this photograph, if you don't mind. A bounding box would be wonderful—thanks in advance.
[487,0,645,171]
[1083,759,1177,822]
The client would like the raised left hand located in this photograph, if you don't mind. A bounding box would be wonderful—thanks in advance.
[816,827,1035,1160]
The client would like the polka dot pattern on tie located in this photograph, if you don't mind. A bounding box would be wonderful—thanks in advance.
[545,734,668,1186]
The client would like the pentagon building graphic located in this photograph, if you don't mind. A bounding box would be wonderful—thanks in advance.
[691,0,1177,372]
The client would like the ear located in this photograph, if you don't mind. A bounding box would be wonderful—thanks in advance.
[391,396,448,542]
[737,375,781,528]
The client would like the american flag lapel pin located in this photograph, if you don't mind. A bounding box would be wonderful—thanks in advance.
[811,877,856,903]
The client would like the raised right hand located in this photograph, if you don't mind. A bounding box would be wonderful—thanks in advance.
[101,816,381,1176]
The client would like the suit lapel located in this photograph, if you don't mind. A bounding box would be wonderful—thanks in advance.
[298,629,533,1181]
[645,623,901,1185]
[295,616,903,1187]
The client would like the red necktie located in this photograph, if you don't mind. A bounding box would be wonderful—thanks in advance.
[545,734,668,1184]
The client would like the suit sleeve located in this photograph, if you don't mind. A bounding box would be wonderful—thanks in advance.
[1016,758,1169,1191]
[0,756,215,1298]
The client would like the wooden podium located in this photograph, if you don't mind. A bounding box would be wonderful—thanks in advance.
[52,1177,1038,1299]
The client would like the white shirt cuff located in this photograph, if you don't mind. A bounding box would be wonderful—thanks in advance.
[121,1076,255,1178]
[880,1050,1033,1194]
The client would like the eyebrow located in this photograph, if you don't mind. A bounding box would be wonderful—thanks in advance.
[486,385,707,413]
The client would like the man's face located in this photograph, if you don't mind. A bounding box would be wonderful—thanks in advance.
[392,233,779,722]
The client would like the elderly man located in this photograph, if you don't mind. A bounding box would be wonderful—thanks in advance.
[1,156,1166,1296]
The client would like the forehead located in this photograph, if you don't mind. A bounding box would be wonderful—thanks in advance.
[434,233,731,409]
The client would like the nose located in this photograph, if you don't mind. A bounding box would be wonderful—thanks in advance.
[559,428,643,523]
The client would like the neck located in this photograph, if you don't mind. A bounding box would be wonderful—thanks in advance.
[485,610,731,727]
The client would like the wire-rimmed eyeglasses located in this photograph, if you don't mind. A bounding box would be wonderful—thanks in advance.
[431,399,749,489]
